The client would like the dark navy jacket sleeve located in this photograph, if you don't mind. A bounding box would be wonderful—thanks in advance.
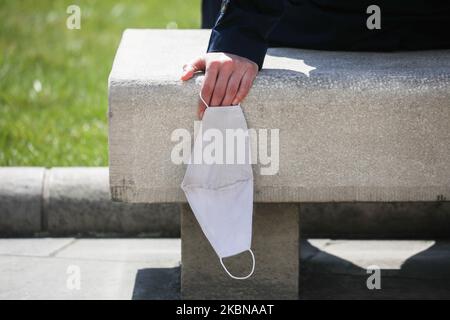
[207,0,285,70]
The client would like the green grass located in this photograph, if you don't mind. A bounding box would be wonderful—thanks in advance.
[0,0,201,166]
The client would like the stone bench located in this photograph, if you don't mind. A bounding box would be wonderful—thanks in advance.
[108,29,450,299]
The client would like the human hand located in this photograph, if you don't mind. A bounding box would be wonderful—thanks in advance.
[181,52,258,119]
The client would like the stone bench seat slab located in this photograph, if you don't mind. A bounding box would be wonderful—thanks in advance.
[108,29,450,204]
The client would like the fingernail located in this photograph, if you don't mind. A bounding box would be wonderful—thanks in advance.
[232,99,238,105]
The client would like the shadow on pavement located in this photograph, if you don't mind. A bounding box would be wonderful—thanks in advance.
[131,240,450,300]
[132,267,180,300]
[300,240,450,300]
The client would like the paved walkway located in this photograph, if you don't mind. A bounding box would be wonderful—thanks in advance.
[0,239,448,299]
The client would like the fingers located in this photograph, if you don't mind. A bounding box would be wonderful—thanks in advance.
[232,69,257,105]
[180,56,205,81]
[197,60,221,119]
[189,53,258,115]
[221,69,245,106]
[200,61,219,106]
[209,61,233,106]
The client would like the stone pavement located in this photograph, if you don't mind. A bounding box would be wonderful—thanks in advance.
[0,238,448,300]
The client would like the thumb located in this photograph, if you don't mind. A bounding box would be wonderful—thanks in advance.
[180,56,205,81]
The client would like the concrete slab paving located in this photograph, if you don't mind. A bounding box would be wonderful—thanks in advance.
[0,256,155,299]
[0,238,180,300]
[0,238,75,257]
[0,238,449,299]
[55,239,180,265]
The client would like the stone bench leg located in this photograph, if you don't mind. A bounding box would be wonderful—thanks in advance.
[181,203,299,300]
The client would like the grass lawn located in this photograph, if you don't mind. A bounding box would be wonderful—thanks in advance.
[0,0,201,166]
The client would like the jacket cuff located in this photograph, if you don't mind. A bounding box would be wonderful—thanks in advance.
[207,28,267,70]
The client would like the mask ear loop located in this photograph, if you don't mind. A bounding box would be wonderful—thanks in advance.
[199,92,209,108]
[220,249,255,280]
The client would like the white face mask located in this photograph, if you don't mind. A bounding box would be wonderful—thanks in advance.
[181,96,255,280]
